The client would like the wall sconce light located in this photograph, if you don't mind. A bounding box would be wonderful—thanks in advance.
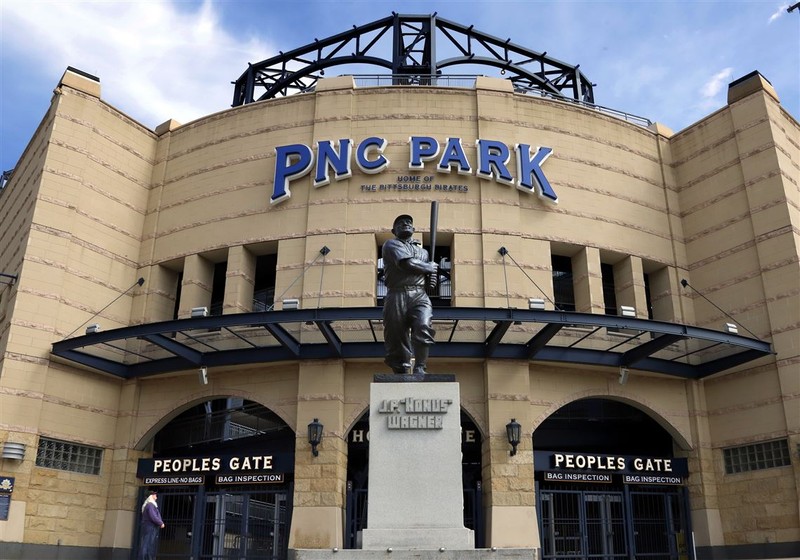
[198,366,208,385]
[506,418,521,456]
[85,323,101,335]
[2,442,26,460]
[620,305,636,318]
[529,298,546,310]
[619,366,630,385]
[191,307,209,318]
[308,418,323,457]
[725,323,738,334]
[282,298,300,310]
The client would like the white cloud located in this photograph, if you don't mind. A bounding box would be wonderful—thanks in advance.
[1,0,273,128]
[700,67,734,98]
[768,4,789,23]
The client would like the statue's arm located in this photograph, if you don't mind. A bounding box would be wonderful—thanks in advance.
[385,242,437,275]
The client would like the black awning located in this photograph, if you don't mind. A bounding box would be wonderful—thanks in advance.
[51,307,773,380]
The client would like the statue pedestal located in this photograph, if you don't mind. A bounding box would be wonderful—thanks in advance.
[288,375,537,560]
[361,377,473,550]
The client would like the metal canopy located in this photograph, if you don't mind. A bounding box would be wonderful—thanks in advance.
[51,307,772,380]
[231,13,595,105]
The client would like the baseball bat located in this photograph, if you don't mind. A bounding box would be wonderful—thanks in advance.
[429,201,439,264]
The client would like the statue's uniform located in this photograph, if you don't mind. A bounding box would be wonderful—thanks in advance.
[381,237,435,374]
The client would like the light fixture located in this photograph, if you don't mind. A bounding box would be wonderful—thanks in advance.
[198,366,208,385]
[282,298,300,310]
[620,305,636,318]
[308,418,323,457]
[85,323,101,334]
[619,366,629,385]
[529,298,546,310]
[725,323,738,334]
[191,306,209,318]
[506,418,521,456]
[2,442,26,460]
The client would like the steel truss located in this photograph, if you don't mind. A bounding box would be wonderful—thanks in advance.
[232,13,595,106]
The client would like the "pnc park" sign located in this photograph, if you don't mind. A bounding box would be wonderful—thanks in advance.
[271,136,557,205]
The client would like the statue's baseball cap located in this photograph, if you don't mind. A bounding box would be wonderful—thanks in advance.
[393,214,414,228]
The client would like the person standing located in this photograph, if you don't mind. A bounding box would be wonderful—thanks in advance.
[139,490,165,560]
[382,214,438,375]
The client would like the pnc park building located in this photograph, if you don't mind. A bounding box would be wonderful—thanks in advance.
[0,13,798,560]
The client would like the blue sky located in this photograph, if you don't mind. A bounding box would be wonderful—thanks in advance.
[1,0,798,172]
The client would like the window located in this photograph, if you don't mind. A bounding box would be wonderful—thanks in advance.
[643,273,654,319]
[601,263,617,315]
[172,271,183,320]
[723,439,791,474]
[209,261,227,316]
[253,254,277,312]
[36,437,103,475]
[551,255,575,312]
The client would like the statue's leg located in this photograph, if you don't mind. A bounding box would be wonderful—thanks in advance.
[409,292,435,374]
[383,292,413,373]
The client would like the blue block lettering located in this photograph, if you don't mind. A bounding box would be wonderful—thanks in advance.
[315,139,353,187]
[436,137,471,174]
[273,144,314,204]
[516,144,557,203]
[476,139,513,184]
[409,136,440,170]
[356,137,389,174]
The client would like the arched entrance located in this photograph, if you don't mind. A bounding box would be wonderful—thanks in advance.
[533,398,693,560]
[134,397,295,560]
[344,409,484,548]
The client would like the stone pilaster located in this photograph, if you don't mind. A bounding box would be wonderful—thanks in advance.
[573,247,603,314]
[289,361,347,549]
[224,245,255,314]
[178,253,213,319]
[483,361,538,548]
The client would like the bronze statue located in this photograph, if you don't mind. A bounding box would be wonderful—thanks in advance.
[382,214,438,375]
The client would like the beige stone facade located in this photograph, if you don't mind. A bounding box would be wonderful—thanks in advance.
[0,66,797,559]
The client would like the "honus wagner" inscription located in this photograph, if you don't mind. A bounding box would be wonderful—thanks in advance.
[377,397,453,430]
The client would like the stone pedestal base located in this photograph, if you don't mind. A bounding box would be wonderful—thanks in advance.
[289,548,537,560]
[361,527,474,550]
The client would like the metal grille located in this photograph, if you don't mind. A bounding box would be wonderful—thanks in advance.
[630,491,684,560]
[35,437,102,475]
[137,486,291,560]
[723,438,791,474]
[539,486,691,560]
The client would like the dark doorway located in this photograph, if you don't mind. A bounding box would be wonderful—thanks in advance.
[134,398,294,560]
[534,398,692,560]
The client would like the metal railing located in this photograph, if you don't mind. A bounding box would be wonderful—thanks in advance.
[349,74,652,128]
[351,74,478,89]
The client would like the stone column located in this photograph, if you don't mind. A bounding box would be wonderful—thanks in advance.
[573,247,603,314]
[613,256,647,318]
[289,361,347,549]
[684,382,724,550]
[133,265,177,324]
[177,253,213,319]
[483,361,538,548]
[224,245,255,314]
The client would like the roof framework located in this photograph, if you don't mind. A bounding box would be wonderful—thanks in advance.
[51,308,772,380]
[231,13,595,105]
